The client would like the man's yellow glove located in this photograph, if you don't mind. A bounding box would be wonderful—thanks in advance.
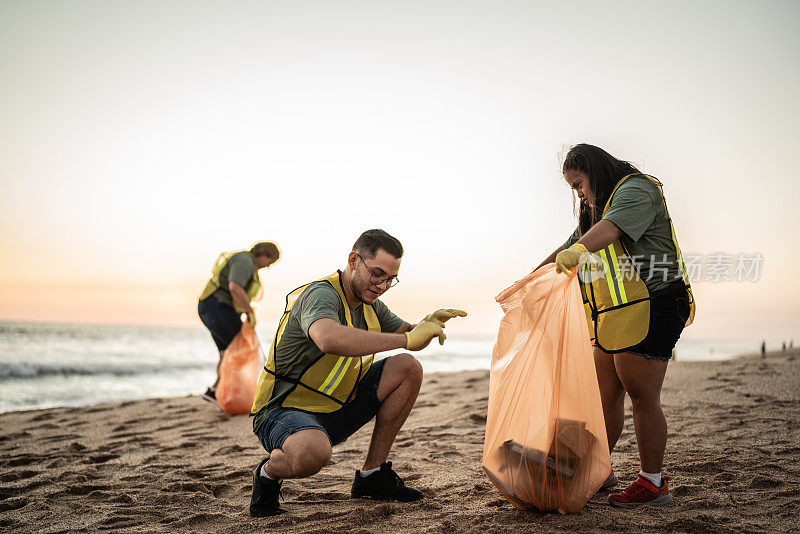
[422,309,468,327]
[555,243,588,274]
[246,311,257,328]
[405,321,446,351]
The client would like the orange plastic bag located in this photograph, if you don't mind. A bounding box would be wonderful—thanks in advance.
[482,264,611,513]
[216,325,263,415]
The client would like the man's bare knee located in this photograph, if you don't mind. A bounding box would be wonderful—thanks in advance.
[292,447,331,477]
[282,429,332,478]
[394,353,423,384]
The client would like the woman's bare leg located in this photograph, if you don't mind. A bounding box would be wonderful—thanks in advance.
[613,354,668,473]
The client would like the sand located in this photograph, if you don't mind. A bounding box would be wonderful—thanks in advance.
[1,349,799,533]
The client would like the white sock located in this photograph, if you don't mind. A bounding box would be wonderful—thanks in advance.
[358,466,381,477]
[260,463,273,480]
[639,470,662,487]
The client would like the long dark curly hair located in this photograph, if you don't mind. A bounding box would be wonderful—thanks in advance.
[562,144,640,235]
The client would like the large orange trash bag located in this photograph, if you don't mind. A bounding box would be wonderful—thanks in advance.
[216,325,263,415]
[482,264,611,514]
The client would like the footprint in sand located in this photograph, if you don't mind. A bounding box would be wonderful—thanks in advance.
[748,475,784,489]
[0,497,28,513]
[3,454,43,468]
[0,469,39,482]
[83,453,120,464]
[469,413,487,424]
[210,444,247,456]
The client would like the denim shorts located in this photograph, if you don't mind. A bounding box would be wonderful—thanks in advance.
[198,296,242,351]
[256,358,387,453]
[596,281,691,361]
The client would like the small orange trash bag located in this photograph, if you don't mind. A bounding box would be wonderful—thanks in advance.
[482,264,611,514]
[216,325,263,415]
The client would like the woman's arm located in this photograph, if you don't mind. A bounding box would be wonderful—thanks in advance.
[575,220,624,252]
[534,246,565,272]
[536,219,623,272]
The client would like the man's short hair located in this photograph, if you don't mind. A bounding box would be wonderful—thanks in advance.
[250,241,281,260]
[352,229,403,260]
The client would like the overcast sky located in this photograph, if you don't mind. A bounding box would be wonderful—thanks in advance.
[1,0,798,340]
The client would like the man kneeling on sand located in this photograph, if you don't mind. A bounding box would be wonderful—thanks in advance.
[248,229,466,516]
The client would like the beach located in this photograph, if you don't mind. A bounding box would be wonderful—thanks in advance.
[1,349,798,533]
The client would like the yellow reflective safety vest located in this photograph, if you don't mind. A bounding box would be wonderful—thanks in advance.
[578,174,696,352]
[199,251,262,313]
[250,271,381,414]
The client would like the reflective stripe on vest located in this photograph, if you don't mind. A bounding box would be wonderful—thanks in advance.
[250,271,380,415]
[598,244,628,307]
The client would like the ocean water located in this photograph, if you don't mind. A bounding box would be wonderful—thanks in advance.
[0,321,767,413]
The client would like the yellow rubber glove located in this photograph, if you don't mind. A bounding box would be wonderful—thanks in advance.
[555,243,588,274]
[246,311,257,328]
[422,309,468,327]
[405,321,446,351]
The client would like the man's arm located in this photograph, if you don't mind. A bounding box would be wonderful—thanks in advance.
[394,321,413,334]
[309,318,408,357]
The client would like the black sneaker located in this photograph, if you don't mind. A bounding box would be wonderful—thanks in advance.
[600,472,620,491]
[202,387,217,403]
[250,458,283,517]
[350,461,423,502]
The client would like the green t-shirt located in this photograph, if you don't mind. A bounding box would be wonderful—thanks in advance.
[211,251,256,307]
[252,278,404,432]
[563,175,682,292]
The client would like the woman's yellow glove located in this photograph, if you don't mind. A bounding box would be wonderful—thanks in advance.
[555,243,588,274]
[422,309,468,327]
[405,321,446,351]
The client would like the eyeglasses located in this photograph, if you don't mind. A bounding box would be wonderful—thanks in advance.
[356,253,400,288]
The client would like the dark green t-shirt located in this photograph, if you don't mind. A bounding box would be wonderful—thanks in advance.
[252,279,404,432]
[211,251,256,307]
[563,175,682,292]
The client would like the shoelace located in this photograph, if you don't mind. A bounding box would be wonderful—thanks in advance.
[389,470,405,487]
[381,462,405,487]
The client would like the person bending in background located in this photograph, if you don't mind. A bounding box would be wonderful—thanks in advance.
[535,144,696,508]
[249,229,466,517]
[198,241,280,403]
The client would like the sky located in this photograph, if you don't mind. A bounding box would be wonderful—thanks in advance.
[1,0,798,341]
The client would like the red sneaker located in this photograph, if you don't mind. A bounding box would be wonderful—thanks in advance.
[609,475,672,508]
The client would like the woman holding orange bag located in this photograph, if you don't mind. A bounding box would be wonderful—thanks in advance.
[535,144,695,507]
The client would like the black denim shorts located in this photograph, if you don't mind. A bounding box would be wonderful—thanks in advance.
[624,281,691,361]
[197,296,242,351]
[256,358,387,452]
